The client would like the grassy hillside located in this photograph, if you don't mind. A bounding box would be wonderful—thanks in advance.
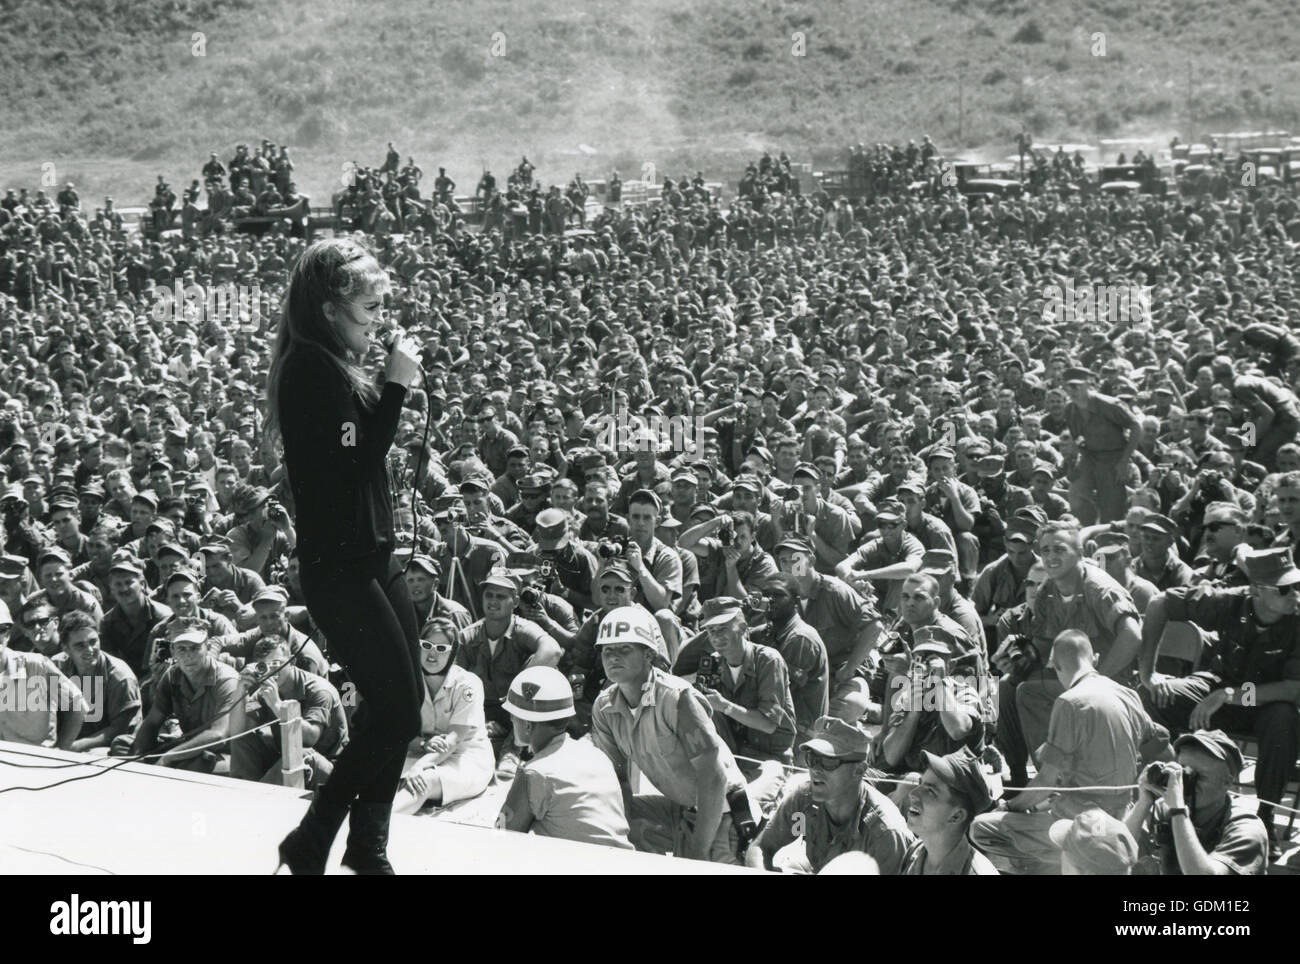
[0,0,1297,205]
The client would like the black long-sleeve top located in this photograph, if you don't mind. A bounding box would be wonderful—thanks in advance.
[278,343,406,566]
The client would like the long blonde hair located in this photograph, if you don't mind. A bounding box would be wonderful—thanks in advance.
[264,237,391,445]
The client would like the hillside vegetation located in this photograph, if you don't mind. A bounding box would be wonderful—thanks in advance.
[0,0,1296,204]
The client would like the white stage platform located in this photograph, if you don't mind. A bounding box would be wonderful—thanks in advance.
[0,742,756,875]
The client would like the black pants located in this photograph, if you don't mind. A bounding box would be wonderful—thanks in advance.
[299,550,423,809]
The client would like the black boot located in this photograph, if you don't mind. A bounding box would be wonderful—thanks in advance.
[277,794,350,875]
[341,801,396,875]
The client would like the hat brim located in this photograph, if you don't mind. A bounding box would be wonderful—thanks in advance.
[1270,568,1300,588]
[913,640,955,656]
[800,737,866,762]
[700,610,743,629]
[920,750,958,786]
[775,540,813,555]
[1174,732,1244,773]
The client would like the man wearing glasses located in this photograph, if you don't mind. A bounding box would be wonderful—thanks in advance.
[21,598,64,657]
[834,498,923,617]
[746,715,913,874]
[1192,502,1251,587]
[0,599,88,750]
[1139,547,1300,852]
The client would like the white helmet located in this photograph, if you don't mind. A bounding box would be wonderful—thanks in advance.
[504,666,575,722]
[596,606,669,667]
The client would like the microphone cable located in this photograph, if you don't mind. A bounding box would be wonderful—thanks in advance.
[380,325,435,583]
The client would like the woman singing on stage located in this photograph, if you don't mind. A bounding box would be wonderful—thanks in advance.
[265,237,425,874]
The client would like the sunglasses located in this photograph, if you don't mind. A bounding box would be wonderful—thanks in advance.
[1205,521,1239,532]
[24,614,57,630]
[804,751,850,772]
[419,640,453,653]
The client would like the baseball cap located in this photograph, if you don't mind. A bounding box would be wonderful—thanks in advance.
[800,716,870,762]
[1063,367,1093,384]
[169,621,209,646]
[251,586,290,606]
[921,747,993,816]
[108,558,145,580]
[36,547,72,570]
[670,467,698,485]
[1049,808,1139,875]
[911,623,960,656]
[876,499,905,524]
[1005,517,1038,544]
[921,548,956,576]
[1140,513,1179,538]
[131,491,158,510]
[155,542,189,561]
[1173,728,1246,775]
[481,567,521,593]
[408,554,439,578]
[700,596,744,630]
[165,569,201,590]
[1241,547,1300,588]
[926,446,955,463]
[775,535,814,556]
[0,555,28,582]
[596,559,635,584]
[791,463,820,484]
[1015,505,1049,527]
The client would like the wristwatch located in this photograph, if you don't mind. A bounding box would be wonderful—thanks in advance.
[1168,807,1189,820]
